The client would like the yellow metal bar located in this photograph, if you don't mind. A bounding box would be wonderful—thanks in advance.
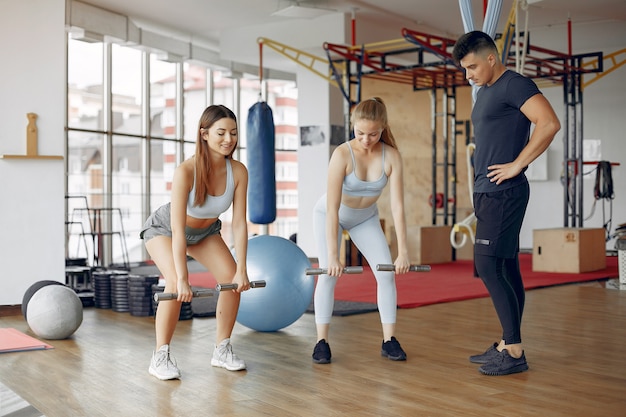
[344,38,413,54]
[496,0,518,64]
[257,37,341,87]
[582,48,626,90]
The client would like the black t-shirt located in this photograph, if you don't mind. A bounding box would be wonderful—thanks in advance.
[472,70,540,193]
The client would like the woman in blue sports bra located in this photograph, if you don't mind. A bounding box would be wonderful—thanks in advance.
[140,105,251,379]
[311,97,411,364]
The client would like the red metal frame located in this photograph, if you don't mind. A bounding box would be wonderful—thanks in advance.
[322,27,604,92]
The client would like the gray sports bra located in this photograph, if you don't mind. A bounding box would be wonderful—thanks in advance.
[342,142,388,197]
[187,159,234,219]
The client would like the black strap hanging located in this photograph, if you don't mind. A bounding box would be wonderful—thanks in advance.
[593,160,614,200]
[590,161,615,242]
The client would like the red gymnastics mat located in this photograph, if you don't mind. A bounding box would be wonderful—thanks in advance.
[188,254,619,309]
[333,254,619,308]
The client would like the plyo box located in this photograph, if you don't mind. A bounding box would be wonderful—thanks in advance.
[532,228,606,273]
[390,225,452,265]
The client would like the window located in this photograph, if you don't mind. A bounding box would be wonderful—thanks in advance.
[68,41,103,130]
[66,36,298,267]
[112,45,142,136]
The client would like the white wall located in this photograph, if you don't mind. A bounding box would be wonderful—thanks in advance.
[521,62,626,250]
[296,68,346,257]
[220,13,349,71]
[0,0,66,305]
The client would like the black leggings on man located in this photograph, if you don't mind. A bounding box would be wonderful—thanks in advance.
[473,182,530,345]
[474,254,525,344]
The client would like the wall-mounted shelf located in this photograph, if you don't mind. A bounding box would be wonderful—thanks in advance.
[0,112,63,161]
[0,154,63,160]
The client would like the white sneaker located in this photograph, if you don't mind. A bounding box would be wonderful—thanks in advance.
[211,338,246,371]
[149,344,181,380]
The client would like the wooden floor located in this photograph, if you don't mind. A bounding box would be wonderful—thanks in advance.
[1,282,625,417]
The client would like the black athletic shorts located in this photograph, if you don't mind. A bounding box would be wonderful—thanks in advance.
[473,182,530,259]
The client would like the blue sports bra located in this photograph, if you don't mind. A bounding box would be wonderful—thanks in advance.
[187,159,234,219]
[342,142,388,197]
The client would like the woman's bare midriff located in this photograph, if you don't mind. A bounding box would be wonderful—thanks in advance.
[186,215,219,229]
[341,194,379,210]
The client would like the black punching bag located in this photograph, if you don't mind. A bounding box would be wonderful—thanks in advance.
[246,101,276,224]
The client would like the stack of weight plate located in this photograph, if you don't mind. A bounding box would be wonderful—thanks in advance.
[128,274,159,317]
[110,272,130,313]
[92,270,112,309]
[151,283,193,320]
[179,299,193,320]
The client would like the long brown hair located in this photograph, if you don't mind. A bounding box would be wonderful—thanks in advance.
[193,105,237,207]
[350,97,398,149]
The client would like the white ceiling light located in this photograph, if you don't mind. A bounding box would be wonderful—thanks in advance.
[272,3,335,19]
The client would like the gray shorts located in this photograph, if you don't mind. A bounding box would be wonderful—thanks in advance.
[140,203,222,245]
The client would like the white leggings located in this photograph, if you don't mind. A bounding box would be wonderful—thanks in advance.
[313,195,397,324]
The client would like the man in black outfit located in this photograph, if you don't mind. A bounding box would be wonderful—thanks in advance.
[452,31,561,376]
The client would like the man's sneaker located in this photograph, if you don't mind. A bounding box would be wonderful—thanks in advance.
[211,338,246,371]
[381,336,407,361]
[312,339,331,364]
[469,342,500,364]
[149,344,181,380]
[478,349,529,376]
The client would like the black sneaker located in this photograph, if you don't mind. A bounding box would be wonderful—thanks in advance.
[381,336,407,361]
[469,342,500,364]
[478,349,529,376]
[312,339,331,364]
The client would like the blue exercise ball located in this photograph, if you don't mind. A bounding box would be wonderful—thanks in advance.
[235,235,312,332]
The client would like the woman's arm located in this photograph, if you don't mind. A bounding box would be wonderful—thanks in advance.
[387,148,410,274]
[169,161,193,298]
[325,145,348,277]
[230,160,250,291]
